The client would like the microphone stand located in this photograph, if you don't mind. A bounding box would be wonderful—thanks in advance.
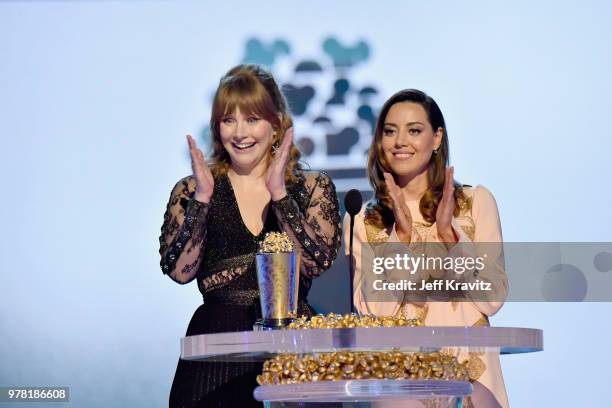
[349,213,355,314]
[345,188,362,315]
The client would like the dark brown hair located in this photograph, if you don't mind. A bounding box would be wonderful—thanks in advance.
[365,89,468,228]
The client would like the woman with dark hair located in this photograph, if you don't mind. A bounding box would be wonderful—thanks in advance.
[344,89,509,407]
[160,64,342,407]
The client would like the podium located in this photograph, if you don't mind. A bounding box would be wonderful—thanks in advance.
[181,326,542,407]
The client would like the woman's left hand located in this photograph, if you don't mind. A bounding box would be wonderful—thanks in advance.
[436,166,458,243]
[266,127,293,201]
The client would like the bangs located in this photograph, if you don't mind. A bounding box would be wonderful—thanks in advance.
[212,74,278,125]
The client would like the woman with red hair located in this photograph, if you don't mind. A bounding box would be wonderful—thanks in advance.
[160,64,341,407]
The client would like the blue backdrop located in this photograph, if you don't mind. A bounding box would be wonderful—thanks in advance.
[1,1,611,406]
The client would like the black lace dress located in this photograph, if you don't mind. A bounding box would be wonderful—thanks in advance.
[159,172,341,407]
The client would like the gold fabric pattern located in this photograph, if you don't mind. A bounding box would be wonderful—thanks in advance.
[438,346,487,382]
[472,315,490,327]
[364,221,391,243]
[467,352,487,381]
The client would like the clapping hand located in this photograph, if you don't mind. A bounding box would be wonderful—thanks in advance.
[265,127,293,201]
[186,134,214,203]
[435,166,458,243]
[384,172,413,243]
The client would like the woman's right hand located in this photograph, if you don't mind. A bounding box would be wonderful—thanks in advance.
[187,134,214,203]
[384,172,412,243]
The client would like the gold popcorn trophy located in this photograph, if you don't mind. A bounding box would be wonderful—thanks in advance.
[254,232,300,330]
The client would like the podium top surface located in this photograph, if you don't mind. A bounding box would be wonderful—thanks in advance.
[181,326,543,362]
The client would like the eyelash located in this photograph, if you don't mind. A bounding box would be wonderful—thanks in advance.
[382,128,421,136]
[222,117,260,124]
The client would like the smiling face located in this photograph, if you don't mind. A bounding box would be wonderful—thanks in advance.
[219,106,275,175]
[381,102,443,184]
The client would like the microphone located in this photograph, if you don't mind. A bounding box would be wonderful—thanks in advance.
[344,189,362,217]
[344,189,362,314]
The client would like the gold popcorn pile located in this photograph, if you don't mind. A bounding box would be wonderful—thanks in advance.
[257,350,469,385]
[258,232,295,253]
[287,312,423,329]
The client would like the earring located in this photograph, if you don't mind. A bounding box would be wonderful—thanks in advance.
[433,148,440,155]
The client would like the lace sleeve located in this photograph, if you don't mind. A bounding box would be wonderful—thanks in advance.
[159,176,209,284]
[271,172,342,279]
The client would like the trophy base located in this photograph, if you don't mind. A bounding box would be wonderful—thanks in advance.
[253,318,294,331]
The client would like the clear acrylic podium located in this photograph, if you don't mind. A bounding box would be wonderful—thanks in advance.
[181,326,543,407]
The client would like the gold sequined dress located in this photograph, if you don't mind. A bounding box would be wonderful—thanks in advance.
[160,172,341,407]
